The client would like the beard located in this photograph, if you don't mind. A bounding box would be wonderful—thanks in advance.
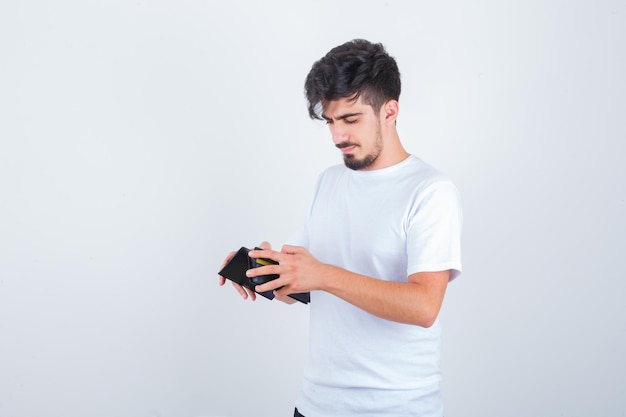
[343,148,379,170]
[341,128,384,171]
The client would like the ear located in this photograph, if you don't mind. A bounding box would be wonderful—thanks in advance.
[380,99,399,125]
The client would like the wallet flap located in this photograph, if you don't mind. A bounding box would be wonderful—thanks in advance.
[218,247,274,300]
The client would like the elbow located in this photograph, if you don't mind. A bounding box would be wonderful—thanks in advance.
[424,317,438,328]
[410,307,440,328]
[414,316,437,328]
[416,298,445,327]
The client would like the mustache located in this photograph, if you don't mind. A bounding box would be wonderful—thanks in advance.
[336,141,359,149]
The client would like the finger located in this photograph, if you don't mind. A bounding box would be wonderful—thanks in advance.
[246,263,279,279]
[248,247,281,262]
[274,293,297,304]
[220,251,236,269]
[281,244,302,255]
[218,276,226,286]
[231,281,255,301]
[244,287,257,301]
[258,241,271,250]
[253,277,285,294]
[273,283,297,298]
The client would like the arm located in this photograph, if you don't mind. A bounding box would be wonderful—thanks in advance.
[248,245,449,327]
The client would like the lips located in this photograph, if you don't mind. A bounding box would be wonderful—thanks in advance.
[340,145,356,154]
[337,142,358,154]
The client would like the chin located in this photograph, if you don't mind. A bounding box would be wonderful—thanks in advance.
[344,154,377,171]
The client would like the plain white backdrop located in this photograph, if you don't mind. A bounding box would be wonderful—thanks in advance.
[1,1,625,416]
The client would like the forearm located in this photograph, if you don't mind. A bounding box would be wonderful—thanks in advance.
[319,265,447,327]
[247,246,449,325]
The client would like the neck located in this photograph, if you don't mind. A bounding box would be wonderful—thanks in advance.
[366,130,409,171]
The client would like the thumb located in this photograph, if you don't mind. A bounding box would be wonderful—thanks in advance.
[258,241,272,250]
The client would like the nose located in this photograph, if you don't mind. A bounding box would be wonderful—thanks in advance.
[329,123,348,145]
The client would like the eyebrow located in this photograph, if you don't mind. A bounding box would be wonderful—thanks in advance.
[321,112,363,122]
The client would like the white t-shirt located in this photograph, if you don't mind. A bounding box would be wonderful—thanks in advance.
[291,155,463,417]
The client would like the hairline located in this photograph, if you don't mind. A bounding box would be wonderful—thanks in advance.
[319,88,390,119]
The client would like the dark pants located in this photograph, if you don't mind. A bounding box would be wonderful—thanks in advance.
[294,408,305,417]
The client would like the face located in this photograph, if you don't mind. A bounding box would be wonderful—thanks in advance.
[322,96,384,171]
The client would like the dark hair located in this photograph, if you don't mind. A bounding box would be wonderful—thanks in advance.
[304,39,401,120]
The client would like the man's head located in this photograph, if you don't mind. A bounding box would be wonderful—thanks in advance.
[304,39,401,121]
[305,40,405,171]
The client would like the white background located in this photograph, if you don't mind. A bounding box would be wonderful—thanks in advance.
[1,1,625,416]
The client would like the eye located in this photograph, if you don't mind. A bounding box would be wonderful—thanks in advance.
[344,118,358,125]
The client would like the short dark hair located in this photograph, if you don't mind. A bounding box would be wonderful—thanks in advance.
[304,39,401,120]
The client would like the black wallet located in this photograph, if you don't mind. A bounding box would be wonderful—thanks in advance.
[218,247,310,304]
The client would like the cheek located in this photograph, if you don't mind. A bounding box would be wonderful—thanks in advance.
[359,125,378,145]
[352,125,368,140]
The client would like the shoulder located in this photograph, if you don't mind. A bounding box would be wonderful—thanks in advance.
[396,157,461,216]
[405,155,446,178]
[314,163,349,187]
[320,163,347,178]
[402,156,457,192]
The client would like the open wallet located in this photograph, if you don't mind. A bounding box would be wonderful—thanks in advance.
[218,247,310,304]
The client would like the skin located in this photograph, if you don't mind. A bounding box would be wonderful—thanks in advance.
[218,96,450,327]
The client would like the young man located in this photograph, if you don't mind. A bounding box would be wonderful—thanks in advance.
[219,39,462,417]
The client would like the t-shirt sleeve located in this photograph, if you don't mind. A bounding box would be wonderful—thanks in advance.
[406,180,463,280]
